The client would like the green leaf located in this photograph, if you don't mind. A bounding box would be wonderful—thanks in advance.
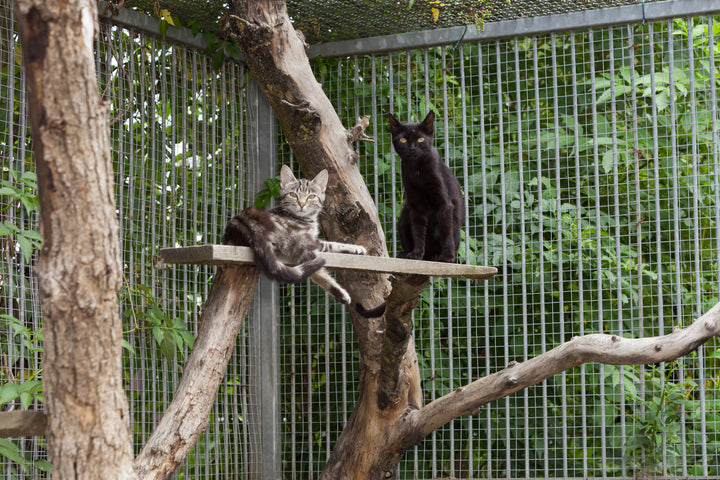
[34,459,52,472]
[19,380,42,394]
[0,186,18,197]
[0,383,21,404]
[0,438,28,468]
[20,392,33,409]
[212,50,226,71]
[16,234,33,262]
[158,20,169,41]
[160,335,176,362]
[122,339,136,355]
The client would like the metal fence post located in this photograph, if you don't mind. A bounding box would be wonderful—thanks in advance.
[246,78,281,480]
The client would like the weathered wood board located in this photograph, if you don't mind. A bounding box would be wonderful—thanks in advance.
[0,411,47,437]
[159,245,497,281]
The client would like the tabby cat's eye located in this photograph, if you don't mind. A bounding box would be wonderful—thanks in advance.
[417,137,425,143]
[399,138,407,143]
[307,194,316,200]
[289,193,298,198]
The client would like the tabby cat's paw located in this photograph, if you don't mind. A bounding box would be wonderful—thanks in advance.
[355,245,367,255]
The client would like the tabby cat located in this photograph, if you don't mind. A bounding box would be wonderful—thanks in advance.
[222,165,367,305]
[357,111,465,317]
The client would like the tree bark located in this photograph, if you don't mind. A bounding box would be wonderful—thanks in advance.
[14,0,135,478]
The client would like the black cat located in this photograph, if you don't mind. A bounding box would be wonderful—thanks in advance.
[392,110,464,262]
[357,111,465,317]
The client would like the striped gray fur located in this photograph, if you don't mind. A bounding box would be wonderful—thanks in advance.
[222,165,366,305]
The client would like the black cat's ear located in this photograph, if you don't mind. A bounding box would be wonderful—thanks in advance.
[279,164,296,187]
[388,113,400,133]
[420,111,435,135]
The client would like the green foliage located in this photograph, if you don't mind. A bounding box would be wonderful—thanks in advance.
[0,169,40,263]
[254,176,282,208]
[120,283,194,365]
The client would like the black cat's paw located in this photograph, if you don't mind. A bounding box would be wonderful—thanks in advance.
[429,254,456,263]
[398,251,423,260]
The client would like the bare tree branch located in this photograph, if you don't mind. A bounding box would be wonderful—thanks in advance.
[407,300,720,443]
[134,266,259,480]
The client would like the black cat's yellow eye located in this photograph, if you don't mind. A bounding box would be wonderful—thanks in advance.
[417,137,425,143]
[399,138,407,143]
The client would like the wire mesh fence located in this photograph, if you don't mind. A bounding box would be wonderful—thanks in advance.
[279,13,720,480]
[2,2,720,479]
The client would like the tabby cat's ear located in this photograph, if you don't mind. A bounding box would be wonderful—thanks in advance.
[280,164,296,187]
[313,169,329,190]
[388,113,401,133]
[420,111,435,135]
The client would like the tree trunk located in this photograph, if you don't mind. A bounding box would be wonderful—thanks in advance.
[229,2,425,477]
[14,0,135,478]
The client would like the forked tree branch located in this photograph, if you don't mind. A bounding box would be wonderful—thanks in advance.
[134,265,259,480]
[405,300,720,444]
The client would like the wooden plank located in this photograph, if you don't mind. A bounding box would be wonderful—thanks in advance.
[159,245,497,281]
[0,411,47,437]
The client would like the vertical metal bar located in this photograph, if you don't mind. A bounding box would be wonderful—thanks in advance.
[388,54,398,258]
[646,20,670,475]
[550,32,569,477]
[371,54,379,203]
[246,78,280,480]
[476,41,492,478]
[494,38,511,477]
[588,28,608,476]
[709,22,720,474]
[289,283,297,480]
[569,32,589,476]
[513,36,530,477]
[532,35,550,478]
[686,17,709,476]
[666,19,689,477]
[608,27,630,476]
[458,43,474,479]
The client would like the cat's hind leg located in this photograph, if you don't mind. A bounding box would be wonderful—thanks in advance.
[309,268,352,304]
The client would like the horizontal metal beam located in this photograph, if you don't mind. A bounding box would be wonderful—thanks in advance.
[307,0,720,58]
[160,245,498,280]
[97,1,205,50]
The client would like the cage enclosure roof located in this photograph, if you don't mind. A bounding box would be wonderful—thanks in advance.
[117,0,660,45]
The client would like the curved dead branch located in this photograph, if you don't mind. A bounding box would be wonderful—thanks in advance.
[406,300,720,444]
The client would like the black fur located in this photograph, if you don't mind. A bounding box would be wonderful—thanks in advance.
[356,111,465,318]
[392,111,464,262]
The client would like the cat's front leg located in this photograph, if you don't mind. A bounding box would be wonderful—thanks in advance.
[320,241,367,256]
[402,208,428,260]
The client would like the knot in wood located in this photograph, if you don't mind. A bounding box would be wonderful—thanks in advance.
[507,360,518,368]
[654,344,662,352]
[505,376,518,386]
[611,335,620,342]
